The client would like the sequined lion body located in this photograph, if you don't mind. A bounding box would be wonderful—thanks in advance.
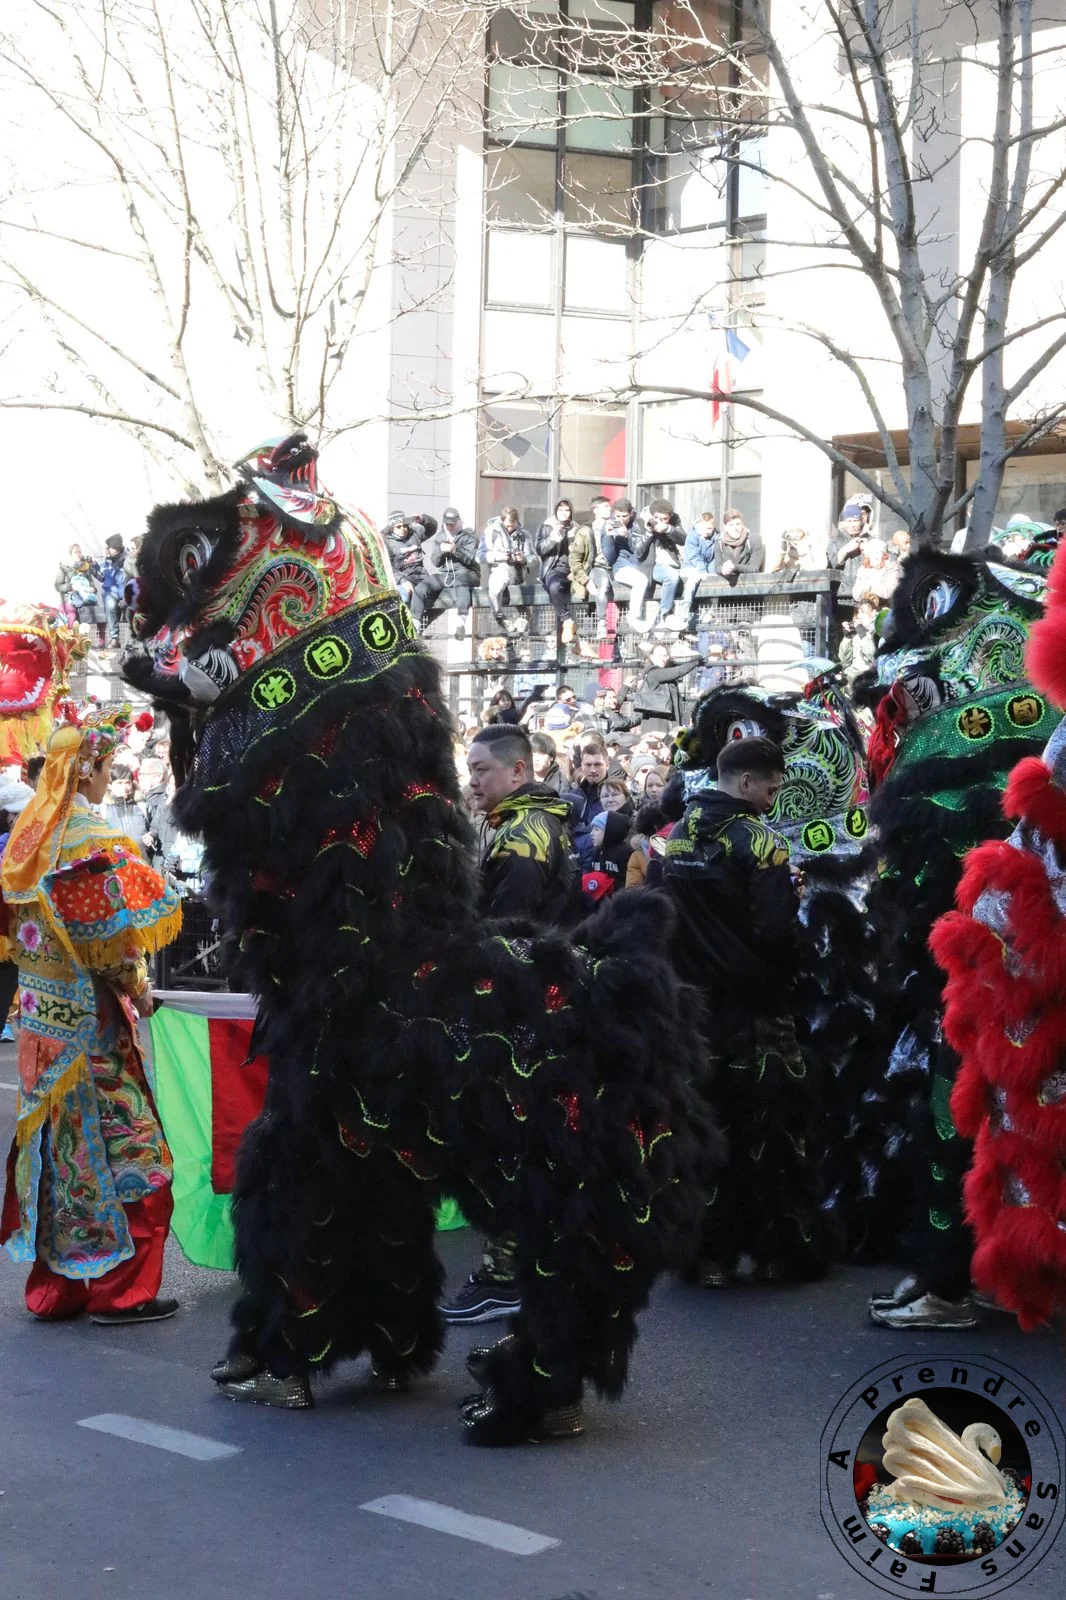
[123,435,714,1442]
[853,548,1058,1283]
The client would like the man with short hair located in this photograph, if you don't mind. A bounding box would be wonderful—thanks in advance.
[441,724,577,1323]
[421,508,480,638]
[1054,507,1066,544]
[663,736,827,1289]
[543,683,580,733]
[608,498,655,633]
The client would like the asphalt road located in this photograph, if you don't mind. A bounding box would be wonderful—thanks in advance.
[0,1038,1064,1600]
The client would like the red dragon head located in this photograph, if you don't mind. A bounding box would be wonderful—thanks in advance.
[0,604,86,765]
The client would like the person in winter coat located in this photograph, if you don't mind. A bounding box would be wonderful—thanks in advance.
[608,498,655,632]
[838,595,879,684]
[628,643,704,734]
[481,506,536,634]
[644,500,686,629]
[586,496,616,639]
[826,500,869,609]
[673,511,718,632]
[536,499,582,647]
[662,735,828,1288]
[57,544,103,632]
[581,806,633,905]
[714,509,765,579]
[384,514,428,616]
[100,535,128,647]
[422,508,480,638]
[530,732,567,795]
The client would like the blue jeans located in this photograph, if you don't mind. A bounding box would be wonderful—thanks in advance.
[653,562,681,616]
[104,591,123,642]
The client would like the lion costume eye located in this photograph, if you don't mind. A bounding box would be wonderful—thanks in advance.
[726,717,763,741]
[178,532,214,580]
[913,574,961,626]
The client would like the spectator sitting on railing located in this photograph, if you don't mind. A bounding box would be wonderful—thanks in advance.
[57,543,104,638]
[675,510,718,632]
[481,505,535,635]
[608,498,655,634]
[100,535,128,648]
[422,508,480,639]
[714,508,764,579]
[586,496,616,641]
[536,498,591,652]
[645,500,687,632]
[384,512,426,614]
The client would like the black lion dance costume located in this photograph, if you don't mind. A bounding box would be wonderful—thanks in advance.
[662,678,870,1281]
[854,548,1059,1327]
[932,538,1066,1329]
[122,434,714,1445]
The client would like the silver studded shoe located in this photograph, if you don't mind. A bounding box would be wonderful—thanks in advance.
[216,1370,314,1408]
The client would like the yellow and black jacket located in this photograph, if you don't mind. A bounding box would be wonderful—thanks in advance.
[480,783,577,926]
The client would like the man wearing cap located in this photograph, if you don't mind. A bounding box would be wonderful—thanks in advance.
[421,508,481,639]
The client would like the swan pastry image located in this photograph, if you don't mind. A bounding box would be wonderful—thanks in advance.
[881,1398,1009,1510]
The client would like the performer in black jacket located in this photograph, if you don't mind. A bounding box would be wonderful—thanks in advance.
[442,723,578,1324]
[663,735,828,1288]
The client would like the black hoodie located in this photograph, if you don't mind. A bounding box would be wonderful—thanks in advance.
[661,788,798,1013]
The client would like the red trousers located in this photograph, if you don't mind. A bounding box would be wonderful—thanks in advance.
[25,1185,173,1319]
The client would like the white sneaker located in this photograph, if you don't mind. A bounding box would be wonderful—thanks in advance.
[868,1291,979,1330]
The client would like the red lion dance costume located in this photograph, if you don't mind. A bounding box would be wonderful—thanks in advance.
[932,542,1066,1329]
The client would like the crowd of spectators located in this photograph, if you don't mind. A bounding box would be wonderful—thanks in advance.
[381,496,774,655]
[54,535,140,650]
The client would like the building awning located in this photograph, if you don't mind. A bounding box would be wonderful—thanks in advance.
[832,420,1066,469]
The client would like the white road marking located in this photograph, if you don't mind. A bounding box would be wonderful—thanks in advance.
[0,1082,19,1092]
[77,1413,240,1461]
[360,1495,559,1555]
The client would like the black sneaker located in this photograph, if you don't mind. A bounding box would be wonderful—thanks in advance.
[89,1297,179,1325]
[440,1271,521,1324]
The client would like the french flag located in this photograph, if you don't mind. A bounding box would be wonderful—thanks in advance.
[711,326,751,425]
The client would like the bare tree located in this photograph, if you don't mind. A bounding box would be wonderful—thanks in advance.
[0,0,492,492]
[482,1,1066,545]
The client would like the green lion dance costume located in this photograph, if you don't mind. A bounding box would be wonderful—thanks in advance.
[122,433,718,1445]
[854,547,1058,1328]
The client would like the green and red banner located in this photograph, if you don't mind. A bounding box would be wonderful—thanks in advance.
[149,993,464,1270]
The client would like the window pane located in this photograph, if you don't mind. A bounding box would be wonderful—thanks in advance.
[486,148,556,227]
[561,152,635,231]
[488,64,559,146]
[721,476,761,534]
[640,399,719,483]
[558,479,627,522]
[737,135,769,218]
[482,308,557,392]
[564,235,629,313]
[480,403,552,477]
[560,405,628,479]
[564,82,634,153]
[570,0,635,21]
[647,145,728,233]
[478,477,551,536]
[641,480,719,529]
[558,315,632,390]
[486,230,554,307]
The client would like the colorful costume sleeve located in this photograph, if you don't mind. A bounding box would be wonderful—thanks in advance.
[44,844,181,973]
